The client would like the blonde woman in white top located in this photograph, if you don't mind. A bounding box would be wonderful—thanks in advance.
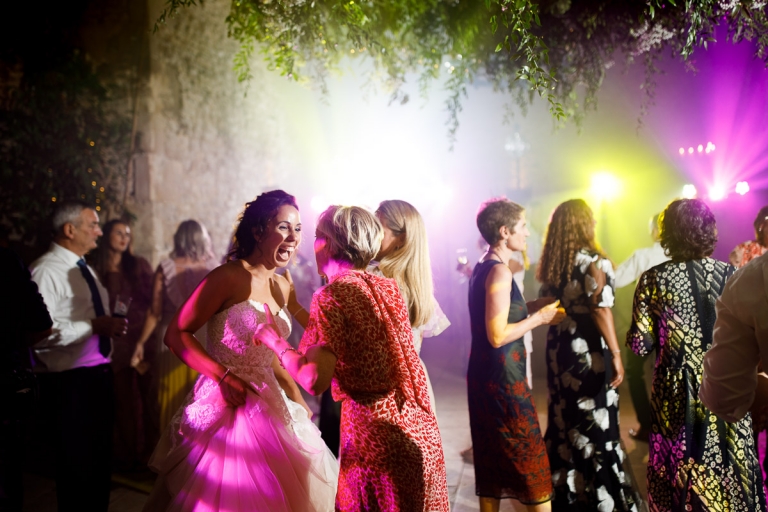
[368,199,450,407]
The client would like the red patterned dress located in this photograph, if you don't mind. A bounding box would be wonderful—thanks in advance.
[730,239,767,269]
[300,269,449,512]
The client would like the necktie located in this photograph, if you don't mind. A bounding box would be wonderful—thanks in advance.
[76,259,111,357]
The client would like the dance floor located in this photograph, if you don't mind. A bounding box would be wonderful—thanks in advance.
[21,362,649,511]
[430,366,649,511]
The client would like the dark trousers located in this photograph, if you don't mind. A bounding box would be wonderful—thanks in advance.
[318,390,341,457]
[0,418,24,511]
[625,348,652,431]
[113,365,159,467]
[38,364,114,512]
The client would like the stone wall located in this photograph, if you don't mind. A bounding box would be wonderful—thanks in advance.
[126,0,296,266]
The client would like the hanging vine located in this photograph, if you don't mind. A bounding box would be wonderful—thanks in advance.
[158,0,768,139]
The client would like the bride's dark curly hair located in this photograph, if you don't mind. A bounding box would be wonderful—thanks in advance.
[228,190,299,260]
[536,199,606,287]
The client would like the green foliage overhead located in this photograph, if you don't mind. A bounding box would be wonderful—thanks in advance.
[160,0,768,139]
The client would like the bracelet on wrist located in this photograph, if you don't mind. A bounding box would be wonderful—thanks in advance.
[218,368,231,385]
[278,346,298,368]
[611,349,621,354]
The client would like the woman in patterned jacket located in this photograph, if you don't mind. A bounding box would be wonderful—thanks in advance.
[628,198,766,511]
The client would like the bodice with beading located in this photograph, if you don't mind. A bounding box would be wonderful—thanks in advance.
[207,300,292,373]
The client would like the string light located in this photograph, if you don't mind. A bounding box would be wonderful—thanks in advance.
[679,142,716,156]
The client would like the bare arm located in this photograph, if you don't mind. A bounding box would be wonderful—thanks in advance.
[132,269,163,362]
[484,263,564,349]
[165,264,252,407]
[254,305,338,396]
[588,261,624,388]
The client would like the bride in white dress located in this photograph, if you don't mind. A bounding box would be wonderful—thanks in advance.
[144,191,338,512]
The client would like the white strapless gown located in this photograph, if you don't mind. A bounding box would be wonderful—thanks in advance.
[144,301,338,512]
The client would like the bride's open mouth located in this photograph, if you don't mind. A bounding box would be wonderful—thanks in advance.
[277,245,295,262]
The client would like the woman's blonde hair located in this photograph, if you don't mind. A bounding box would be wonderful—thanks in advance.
[172,220,214,262]
[376,200,435,328]
[316,205,383,269]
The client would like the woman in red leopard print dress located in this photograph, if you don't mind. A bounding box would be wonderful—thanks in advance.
[255,205,449,512]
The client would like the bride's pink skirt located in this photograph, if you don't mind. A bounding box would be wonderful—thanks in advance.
[145,384,337,512]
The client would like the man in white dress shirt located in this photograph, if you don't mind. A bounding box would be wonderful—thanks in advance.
[700,252,768,423]
[616,214,669,441]
[30,201,127,511]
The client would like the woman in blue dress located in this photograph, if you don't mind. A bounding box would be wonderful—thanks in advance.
[467,198,565,512]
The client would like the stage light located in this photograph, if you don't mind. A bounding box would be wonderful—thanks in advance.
[682,184,697,198]
[706,142,715,152]
[679,147,685,155]
[688,147,694,154]
[735,181,750,195]
[310,196,328,213]
[697,144,703,153]
[708,185,726,201]
[590,172,621,200]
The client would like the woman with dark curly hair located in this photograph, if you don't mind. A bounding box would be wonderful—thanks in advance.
[627,198,765,511]
[537,199,641,512]
[144,190,338,511]
[729,204,768,268]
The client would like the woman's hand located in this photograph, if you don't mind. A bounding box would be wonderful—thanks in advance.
[131,342,144,365]
[527,296,557,314]
[610,353,625,389]
[253,304,286,352]
[536,300,567,325]
[219,372,250,408]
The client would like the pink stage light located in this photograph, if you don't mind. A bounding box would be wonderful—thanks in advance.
[679,147,685,155]
[708,185,726,201]
[735,181,750,195]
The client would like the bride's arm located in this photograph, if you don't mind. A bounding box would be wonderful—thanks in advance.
[165,264,252,407]
[271,355,313,417]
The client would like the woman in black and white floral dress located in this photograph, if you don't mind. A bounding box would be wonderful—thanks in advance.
[537,199,642,512]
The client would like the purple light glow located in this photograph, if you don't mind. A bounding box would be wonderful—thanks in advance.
[648,26,768,190]
[642,25,768,258]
